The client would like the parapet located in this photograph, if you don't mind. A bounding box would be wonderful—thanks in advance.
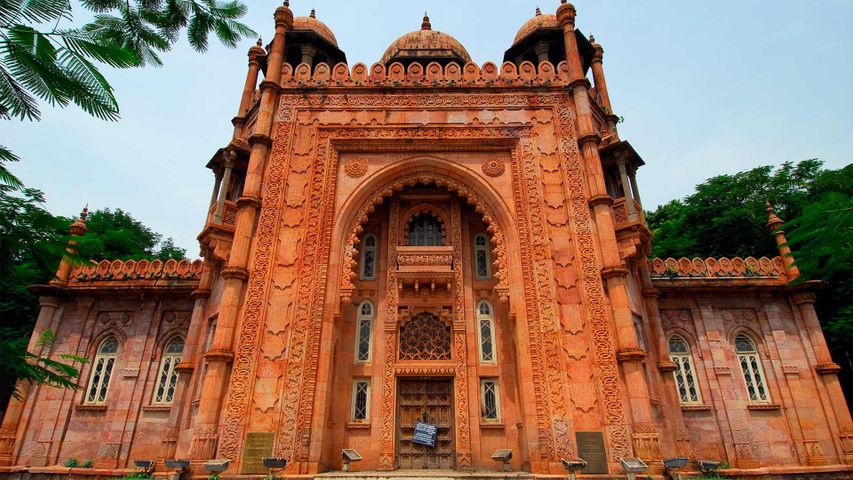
[68,258,204,290]
[650,256,788,284]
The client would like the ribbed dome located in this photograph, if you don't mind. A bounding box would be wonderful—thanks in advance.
[292,9,337,47]
[380,13,471,65]
[513,8,559,45]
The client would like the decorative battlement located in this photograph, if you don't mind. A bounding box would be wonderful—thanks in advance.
[650,256,786,281]
[69,258,204,286]
[277,60,575,89]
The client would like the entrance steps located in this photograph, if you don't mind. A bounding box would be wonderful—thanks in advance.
[313,471,536,480]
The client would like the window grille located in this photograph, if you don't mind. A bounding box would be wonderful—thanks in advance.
[480,379,500,421]
[473,233,491,279]
[153,336,184,404]
[667,335,701,404]
[735,333,770,402]
[351,380,370,422]
[355,301,374,362]
[360,234,377,280]
[477,300,495,363]
[398,312,451,361]
[85,337,119,404]
[407,213,444,246]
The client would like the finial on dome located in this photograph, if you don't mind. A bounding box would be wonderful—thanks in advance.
[535,6,541,16]
[69,205,89,236]
[421,11,431,30]
[80,205,88,221]
[589,33,595,43]
[309,8,315,18]
[767,200,784,230]
[283,0,289,6]
[256,37,262,46]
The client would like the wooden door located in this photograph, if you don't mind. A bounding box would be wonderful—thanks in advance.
[396,378,454,469]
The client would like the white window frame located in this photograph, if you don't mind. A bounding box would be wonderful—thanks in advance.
[354,301,374,363]
[667,335,702,405]
[476,300,496,364]
[480,379,501,422]
[350,379,371,422]
[152,336,184,405]
[735,333,771,403]
[359,234,377,280]
[85,336,119,404]
[473,233,491,279]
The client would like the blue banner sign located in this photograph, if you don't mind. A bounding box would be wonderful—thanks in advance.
[412,422,437,447]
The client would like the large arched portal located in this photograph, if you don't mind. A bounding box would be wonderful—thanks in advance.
[316,161,528,472]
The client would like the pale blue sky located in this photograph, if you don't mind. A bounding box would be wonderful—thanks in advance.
[3,1,852,254]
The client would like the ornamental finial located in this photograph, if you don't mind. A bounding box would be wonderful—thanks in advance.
[421,11,431,30]
[256,37,262,46]
[309,8,315,18]
[767,200,784,230]
[535,6,541,15]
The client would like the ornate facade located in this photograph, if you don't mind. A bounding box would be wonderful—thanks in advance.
[1,2,851,478]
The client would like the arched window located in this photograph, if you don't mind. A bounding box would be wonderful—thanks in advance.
[153,336,184,404]
[85,336,119,404]
[355,301,374,363]
[360,234,377,280]
[473,233,491,279]
[735,333,770,402]
[407,213,444,246]
[477,300,496,363]
[668,335,701,405]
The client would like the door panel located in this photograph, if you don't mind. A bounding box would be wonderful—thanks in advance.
[396,378,454,469]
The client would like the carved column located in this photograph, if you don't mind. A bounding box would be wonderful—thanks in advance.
[233,39,266,139]
[557,0,657,458]
[615,156,637,221]
[0,295,62,466]
[589,35,618,136]
[450,201,472,468]
[533,42,550,64]
[209,170,223,208]
[213,153,235,224]
[300,45,317,67]
[167,261,213,458]
[189,3,292,461]
[378,198,400,470]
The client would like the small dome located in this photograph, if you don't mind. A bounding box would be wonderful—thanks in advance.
[513,8,559,45]
[292,9,338,47]
[380,13,471,65]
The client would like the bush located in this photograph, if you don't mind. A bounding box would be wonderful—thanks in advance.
[82,459,94,468]
[63,458,79,468]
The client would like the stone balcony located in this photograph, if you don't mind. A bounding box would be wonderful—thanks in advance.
[396,245,454,292]
[206,199,238,227]
[611,196,644,228]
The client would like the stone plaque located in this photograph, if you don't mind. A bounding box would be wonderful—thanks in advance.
[240,432,274,474]
[576,431,608,474]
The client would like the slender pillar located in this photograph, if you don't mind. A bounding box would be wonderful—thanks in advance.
[629,166,643,209]
[557,0,657,456]
[589,35,619,137]
[533,42,550,64]
[232,39,266,139]
[0,209,87,465]
[616,156,638,221]
[212,152,235,224]
[300,45,317,67]
[209,171,223,209]
[165,261,214,458]
[188,1,292,461]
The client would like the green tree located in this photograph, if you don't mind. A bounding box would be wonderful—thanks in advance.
[0,0,255,187]
[0,186,187,407]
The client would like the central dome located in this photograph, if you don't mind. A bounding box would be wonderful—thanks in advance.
[513,7,560,45]
[380,13,471,66]
[292,9,338,47]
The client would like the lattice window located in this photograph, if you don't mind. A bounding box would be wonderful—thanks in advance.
[85,336,119,404]
[735,333,770,403]
[668,335,701,405]
[480,379,500,421]
[399,312,451,361]
[153,336,184,404]
[355,301,373,363]
[477,300,496,363]
[351,379,370,422]
[474,233,491,279]
[407,213,444,246]
[360,234,377,280]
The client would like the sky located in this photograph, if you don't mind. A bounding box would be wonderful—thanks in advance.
[3,0,852,255]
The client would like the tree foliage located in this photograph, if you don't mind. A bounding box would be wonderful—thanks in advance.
[0,186,187,406]
[647,159,853,394]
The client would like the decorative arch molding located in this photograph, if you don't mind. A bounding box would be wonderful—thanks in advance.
[340,167,511,304]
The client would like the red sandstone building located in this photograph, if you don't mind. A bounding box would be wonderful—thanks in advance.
[1,2,851,478]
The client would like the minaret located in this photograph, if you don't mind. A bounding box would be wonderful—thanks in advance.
[233,38,268,139]
[766,201,800,281]
[188,0,293,462]
[556,0,658,459]
[0,208,88,466]
[589,34,619,137]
